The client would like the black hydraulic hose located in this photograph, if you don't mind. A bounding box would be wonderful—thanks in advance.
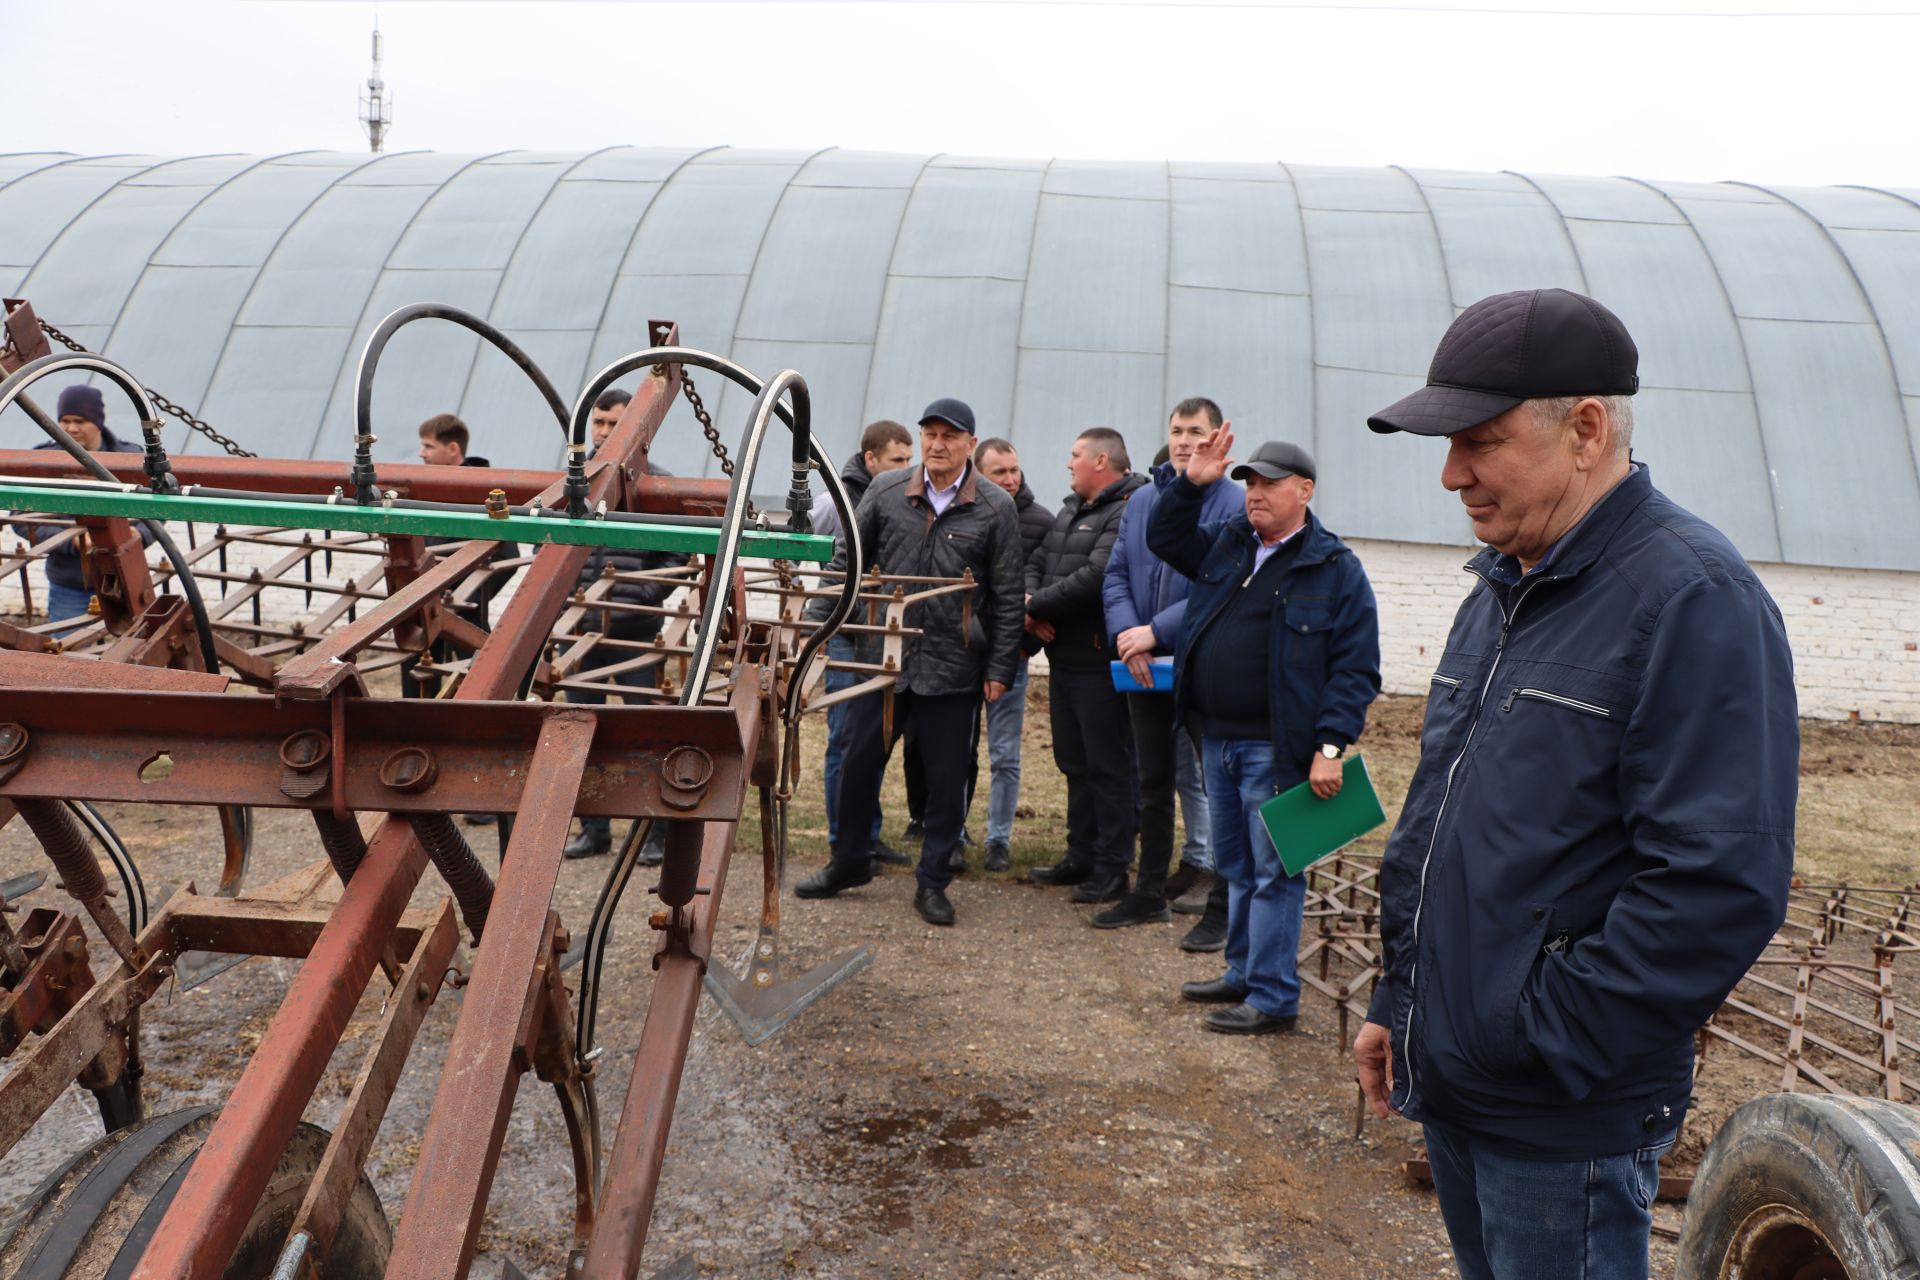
[350,303,570,506]
[68,800,148,936]
[2,358,221,673]
[572,350,863,1062]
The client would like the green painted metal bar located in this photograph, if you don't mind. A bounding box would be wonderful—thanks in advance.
[0,482,833,563]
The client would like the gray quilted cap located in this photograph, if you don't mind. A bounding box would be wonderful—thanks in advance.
[1368,289,1639,436]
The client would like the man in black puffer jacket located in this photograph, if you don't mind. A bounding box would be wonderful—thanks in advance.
[795,398,1025,927]
[1026,428,1148,906]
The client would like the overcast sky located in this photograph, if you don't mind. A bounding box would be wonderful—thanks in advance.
[9,0,1918,189]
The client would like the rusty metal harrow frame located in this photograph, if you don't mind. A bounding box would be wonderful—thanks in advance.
[0,308,939,1279]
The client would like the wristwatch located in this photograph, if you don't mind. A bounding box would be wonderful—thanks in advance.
[1319,743,1345,761]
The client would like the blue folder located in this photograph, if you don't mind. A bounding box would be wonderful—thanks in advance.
[1109,657,1175,693]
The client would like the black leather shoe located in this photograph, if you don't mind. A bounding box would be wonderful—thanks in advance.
[1179,913,1228,953]
[1070,874,1127,905]
[1204,1003,1298,1035]
[562,830,612,860]
[914,886,955,926]
[1092,893,1171,929]
[794,860,874,900]
[1030,859,1093,887]
[872,840,911,867]
[947,845,968,874]
[1180,975,1248,1003]
[636,826,667,868]
[983,840,1011,873]
[903,818,925,842]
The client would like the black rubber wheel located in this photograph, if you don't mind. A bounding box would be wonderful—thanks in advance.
[1675,1091,1920,1280]
[0,1107,390,1279]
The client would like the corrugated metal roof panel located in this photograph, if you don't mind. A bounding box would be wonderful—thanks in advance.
[1312,367,1459,543]
[1165,287,1314,445]
[1011,349,1163,462]
[866,275,1024,434]
[0,159,160,267]
[1405,177,1587,305]
[1521,173,1687,224]
[1301,207,1451,375]
[1021,194,1166,353]
[1829,228,1920,397]
[236,181,445,327]
[489,179,657,330]
[1169,178,1308,295]
[1742,317,1920,569]
[386,161,568,271]
[1044,161,1167,201]
[1562,219,1751,394]
[18,180,210,326]
[153,156,369,267]
[1662,189,1876,323]
[736,185,911,344]
[1291,165,1426,213]
[617,158,802,277]
[1628,387,1782,563]
[793,150,928,188]
[890,165,1042,280]
[564,147,708,183]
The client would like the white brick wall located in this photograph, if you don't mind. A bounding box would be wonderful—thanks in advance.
[7,526,1917,724]
[1349,538,1920,725]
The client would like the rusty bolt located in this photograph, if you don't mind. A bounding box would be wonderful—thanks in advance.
[416,981,431,1001]
[378,747,437,793]
[0,723,27,766]
[485,488,510,519]
[649,910,670,930]
[278,729,331,771]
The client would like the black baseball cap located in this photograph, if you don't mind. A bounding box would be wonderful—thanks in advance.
[919,397,976,436]
[1230,440,1316,483]
[1367,289,1639,437]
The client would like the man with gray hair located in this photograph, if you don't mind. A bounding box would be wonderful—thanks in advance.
[1356,288,1797,1279]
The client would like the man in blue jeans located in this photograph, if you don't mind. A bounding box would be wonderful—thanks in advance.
[1357,290,1795,1279]
[810,420,915,863]
[1148,431,1380,1035]
[973,438,1053,871]
[29,386,144,630]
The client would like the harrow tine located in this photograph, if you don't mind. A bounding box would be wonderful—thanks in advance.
[0,869,46,902]
[704,786,871,1046]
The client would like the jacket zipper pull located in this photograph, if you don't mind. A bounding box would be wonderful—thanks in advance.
[1501,687,1519,712]
[1543,931,1569,956]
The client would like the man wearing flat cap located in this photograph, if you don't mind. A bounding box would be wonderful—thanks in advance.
[1355,289,1797,1279]
[795,397,1025,928]
[1148,430,1380,1035]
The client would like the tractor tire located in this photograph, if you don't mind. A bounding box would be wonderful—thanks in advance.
[1675,1091,1920,1280]
[0,1106,389,1279]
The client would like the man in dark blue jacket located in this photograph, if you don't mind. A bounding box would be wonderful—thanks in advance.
[1149,432,1380,1035]
[29,385,144,628]
[1100,397,1242,938]
[1357,289,1797,1280]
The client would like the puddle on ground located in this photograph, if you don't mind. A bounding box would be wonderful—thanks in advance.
[814,1095,1030,1232]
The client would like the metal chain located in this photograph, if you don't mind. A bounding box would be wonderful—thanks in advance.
[36,320,257,457]
[677,370,762,521]
[679,372,733,477]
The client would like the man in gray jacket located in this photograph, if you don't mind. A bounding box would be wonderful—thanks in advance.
[796,398,1026,926]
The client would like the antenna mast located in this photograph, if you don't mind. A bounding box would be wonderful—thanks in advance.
[359,22,393,154]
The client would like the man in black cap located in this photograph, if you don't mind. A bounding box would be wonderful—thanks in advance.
[1355,289,1796,1280]
[795,397,1025,927]
[29,386,139,627]
[1148,431,1380,1035]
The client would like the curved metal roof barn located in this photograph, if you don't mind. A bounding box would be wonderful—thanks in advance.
[4,146,1919,571]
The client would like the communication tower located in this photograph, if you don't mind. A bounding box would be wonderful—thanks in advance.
[359,23,393,154]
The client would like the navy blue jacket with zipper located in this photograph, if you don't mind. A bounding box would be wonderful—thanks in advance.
[1147,475,1381,782]
[1366,464,1797,1160]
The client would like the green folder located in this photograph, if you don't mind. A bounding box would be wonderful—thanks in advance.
[1257,754,1387,878]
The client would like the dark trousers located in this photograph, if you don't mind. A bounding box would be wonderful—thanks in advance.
[1049,664,1137,879]
[835,688,982,892]
[904,711,980,824]
[1125,691,1191,901]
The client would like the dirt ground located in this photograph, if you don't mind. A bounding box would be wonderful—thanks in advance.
[1,687,1917,1279]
